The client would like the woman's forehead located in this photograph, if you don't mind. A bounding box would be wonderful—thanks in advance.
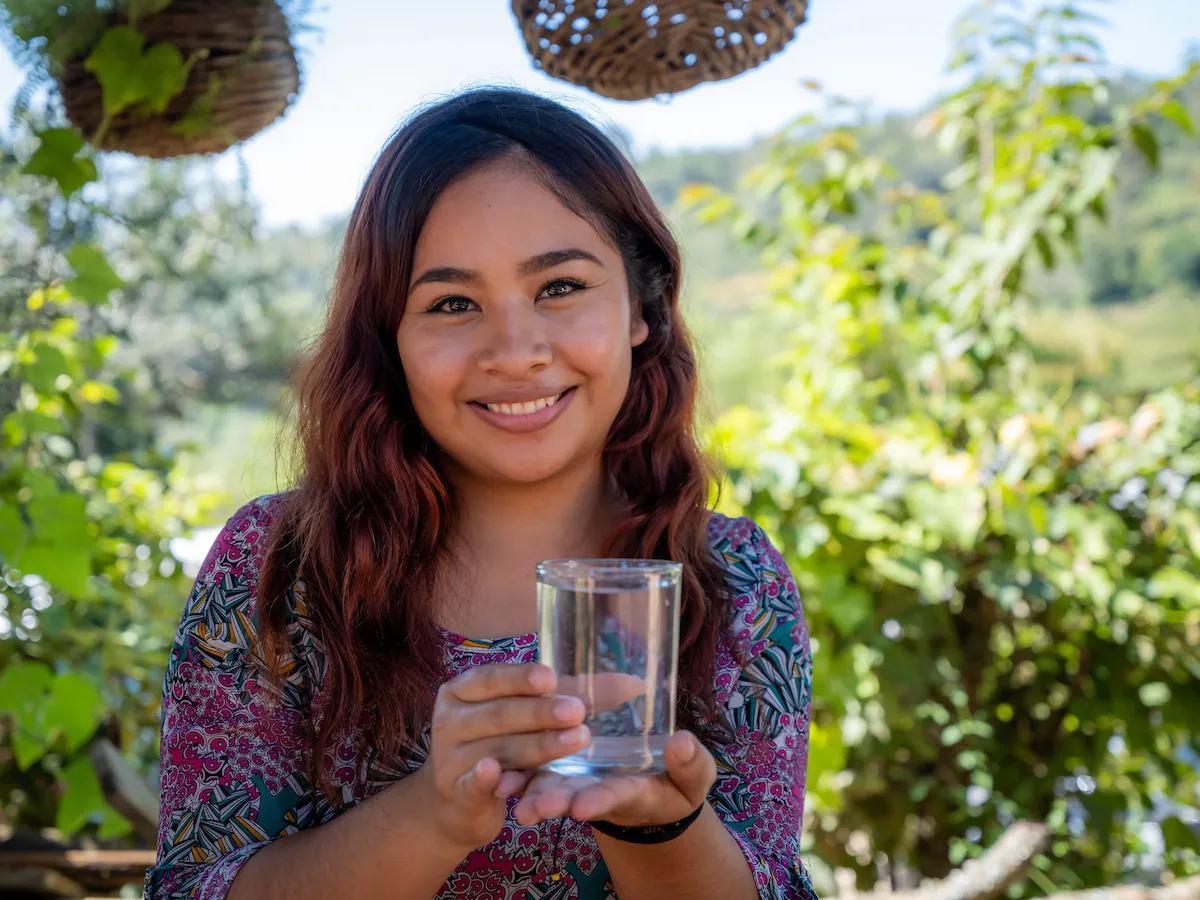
[413,162,616,269]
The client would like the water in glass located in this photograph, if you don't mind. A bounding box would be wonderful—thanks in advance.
[536,560,681,776]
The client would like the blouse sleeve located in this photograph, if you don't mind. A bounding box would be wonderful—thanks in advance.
[144,496,314,900]
[707,519,819,900]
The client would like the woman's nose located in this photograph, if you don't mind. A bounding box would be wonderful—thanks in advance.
[477,300,552,375]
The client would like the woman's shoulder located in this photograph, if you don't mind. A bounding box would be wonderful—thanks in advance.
[179,493,296,650]
[705,511,808,662]
[705,512,797,600]
[193,492,290,588]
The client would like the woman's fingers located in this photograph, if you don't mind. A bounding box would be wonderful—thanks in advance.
[445,662,556,703]
[494,769,533,798]
[515,771,603,826]
[513,771,569,825]
[457,724,590,772]
[663,731,718,807]
[454,756,502,805]
[454,694,586,742]
[553,672,647,715]
[568,776,643,822]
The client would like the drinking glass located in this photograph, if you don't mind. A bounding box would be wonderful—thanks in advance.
[536,559,682,776]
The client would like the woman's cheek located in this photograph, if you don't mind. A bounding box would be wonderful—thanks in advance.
[553,302,631,377]
[403,340,471,421]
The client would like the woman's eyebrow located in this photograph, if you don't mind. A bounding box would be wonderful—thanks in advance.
[518,248,603,275]
[409,248,602,291]
[409,266,479,290]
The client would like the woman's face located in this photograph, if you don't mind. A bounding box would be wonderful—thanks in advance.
[397,159,649,486]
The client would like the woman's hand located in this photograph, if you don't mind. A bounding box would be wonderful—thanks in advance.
[413,662,590,852]
[511,730,717,828]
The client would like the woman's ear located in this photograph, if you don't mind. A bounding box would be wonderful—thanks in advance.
[631,311,650,348]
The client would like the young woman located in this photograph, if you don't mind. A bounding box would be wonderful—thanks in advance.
[145,87,816,900]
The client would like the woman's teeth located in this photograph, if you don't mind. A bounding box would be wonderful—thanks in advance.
[485,391,564,416]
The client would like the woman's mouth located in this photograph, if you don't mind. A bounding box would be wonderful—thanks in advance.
[469,387,576,432]
[481,389,569,417]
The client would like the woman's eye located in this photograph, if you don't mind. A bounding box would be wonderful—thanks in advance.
[431,296,477,314]
[540,278,585,298]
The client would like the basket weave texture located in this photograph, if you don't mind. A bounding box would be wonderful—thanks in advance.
[59,0,300,158]
[512,0,808,101]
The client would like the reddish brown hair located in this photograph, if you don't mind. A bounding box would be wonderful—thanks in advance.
[257,87,732,798]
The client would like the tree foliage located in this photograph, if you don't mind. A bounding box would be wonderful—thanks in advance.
[0,117,287,836]
[643,67,1200,310]
[692,2,1200,891]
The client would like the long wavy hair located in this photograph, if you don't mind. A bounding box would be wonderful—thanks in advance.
[257,87,733,799]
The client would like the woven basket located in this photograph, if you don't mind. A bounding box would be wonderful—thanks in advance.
[512,0,808,101]
[58,0,300,158]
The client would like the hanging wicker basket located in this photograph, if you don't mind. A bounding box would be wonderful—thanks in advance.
[512,0,809,101]
[58,0,300,158]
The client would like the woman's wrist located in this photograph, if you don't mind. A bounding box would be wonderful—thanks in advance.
[396,765,485,859]
[589,804,761,900]
[590,802,706,843]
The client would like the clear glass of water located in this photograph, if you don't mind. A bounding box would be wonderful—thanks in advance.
[536,559,682,777]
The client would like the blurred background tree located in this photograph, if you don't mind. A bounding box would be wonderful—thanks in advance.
[689,1,1200,892]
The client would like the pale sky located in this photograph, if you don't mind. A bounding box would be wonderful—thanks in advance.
[1,1,1197,227]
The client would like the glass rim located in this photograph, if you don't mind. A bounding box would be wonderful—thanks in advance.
[535,558,682,578]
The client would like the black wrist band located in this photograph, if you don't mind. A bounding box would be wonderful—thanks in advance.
[589,802,705,844]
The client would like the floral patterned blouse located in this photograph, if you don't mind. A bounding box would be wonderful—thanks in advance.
[144,495,817,900]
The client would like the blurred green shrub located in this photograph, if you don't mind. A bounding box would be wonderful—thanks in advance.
[692,2,1200,890]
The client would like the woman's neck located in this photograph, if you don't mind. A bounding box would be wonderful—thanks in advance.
[436,460,623,638]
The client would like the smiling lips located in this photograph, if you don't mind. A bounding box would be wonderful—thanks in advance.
[482,390,569,417]
[470,387,575,432]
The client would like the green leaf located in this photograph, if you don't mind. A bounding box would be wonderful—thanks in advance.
[1033,230,1055,270]
[6,410,66,438]
[1161,816,1200,853]
[56,755,107,834]
[1149,567,1200,608]
[84,26,186,116]
[0,501,28,564]
[20,491,94,593]
[29,493,92,550]
[1158,98,1196,135]
[905,483,985,549]
[64,245,123,305]
[44,673,105,752]
[12,731,48,770]
[79,381,121,404]
[140,42,189,111]
[866,547,923,589]
[21,128,98,197]
[1129,123,1160,169]
[0,660,54,715]
[1072,146,1119,209]
[17,543,91,596]
[26,343,70,393]
[826,586,873,637]
[0,661,54,769]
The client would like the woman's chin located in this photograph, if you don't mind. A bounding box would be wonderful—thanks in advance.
[488,460,577,485]
[455,449,588,487]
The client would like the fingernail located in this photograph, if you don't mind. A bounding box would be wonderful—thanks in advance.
[679,737,696,761]
[530,667,554,692]
[554,698,583,722]
[560,724,589,745]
